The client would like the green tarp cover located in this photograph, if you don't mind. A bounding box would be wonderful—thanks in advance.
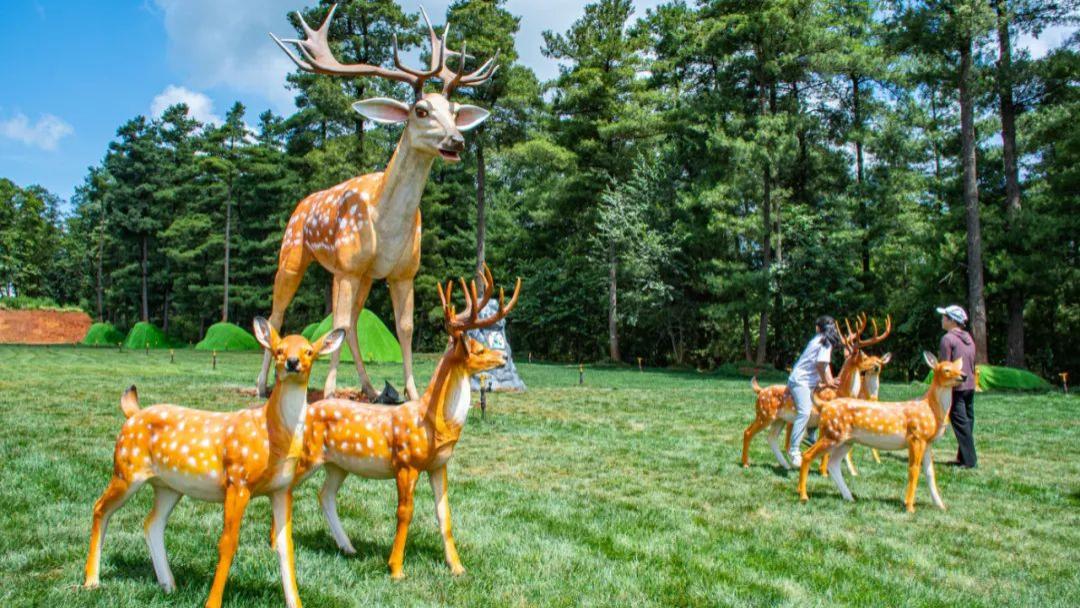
[926,364,1050,391]
[301,309,402,363]
[123,322,175,349]
[195,322,261,351]
[82,322,125,346]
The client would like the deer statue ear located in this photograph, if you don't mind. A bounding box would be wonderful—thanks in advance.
[454,105,490,131]
[881,352,893,365]
[314,328,346,356]
[352,98,411,125]
[253,317,279,351]
[923,351,938,368]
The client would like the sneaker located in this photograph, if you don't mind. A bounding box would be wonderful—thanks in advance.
[789,452,802,468]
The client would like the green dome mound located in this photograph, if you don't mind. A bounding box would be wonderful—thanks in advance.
[301,321,322,342]
[82,322,125,346]
[123,322,174,349]
[926,364,1050,392]
[305,310,402,363]
[196,322,261,351]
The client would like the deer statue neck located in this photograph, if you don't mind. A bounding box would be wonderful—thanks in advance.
[925,378,953,437]
[266,378,309,460]
[372,133,435,241]
[835,357,862,398]
[421,342,472,446]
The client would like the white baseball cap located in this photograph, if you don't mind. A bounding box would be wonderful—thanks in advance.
[936,304,967,325]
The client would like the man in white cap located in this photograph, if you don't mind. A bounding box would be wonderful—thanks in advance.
[937,304,978,468]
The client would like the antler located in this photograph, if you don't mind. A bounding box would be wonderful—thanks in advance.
[840,313,892,351]
[271,4,443,101]
[418,6,500,96]
[436,264,520,337]
[856,314,891,348]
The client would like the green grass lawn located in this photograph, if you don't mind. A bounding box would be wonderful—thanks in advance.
[1,345,1078,607]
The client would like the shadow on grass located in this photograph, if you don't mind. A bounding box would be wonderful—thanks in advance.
[103,550,354,608]
[740,462,793,477]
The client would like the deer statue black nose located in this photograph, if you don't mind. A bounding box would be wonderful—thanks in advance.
[448,134,465,151]
[286,357,300,372]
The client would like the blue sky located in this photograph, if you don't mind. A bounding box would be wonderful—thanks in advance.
[0,1,1074,205]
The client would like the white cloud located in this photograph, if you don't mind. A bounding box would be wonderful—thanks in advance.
[153,0,297,113]
[1017,25,1077,60]
[149,0,665,113]
[150,84,222,125]
[0,113,73,151]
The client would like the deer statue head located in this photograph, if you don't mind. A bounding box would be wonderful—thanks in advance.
[272,4,497,163]
[253,316,345,385]
[838,313,892,370]
[436,264,521,375]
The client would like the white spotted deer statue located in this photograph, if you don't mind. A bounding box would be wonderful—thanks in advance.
[260,4,499,400]
[295,265,520,579]
[83,318,345,608]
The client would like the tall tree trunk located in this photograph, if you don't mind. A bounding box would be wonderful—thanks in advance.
[608,242,620,362]
[959,36,989,363]
[162,287,170,334]
[95,212,105,321]
[756,162,771,365]
[140,235,149,322]
[742,310,752,361]
[475,141,487,280]
[222,180,232,323]
[996,1,1024,367]
[853,74,870,277]
[755,79,773,365]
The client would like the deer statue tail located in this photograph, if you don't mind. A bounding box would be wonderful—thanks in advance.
[810,390,828,410]
[750,377,763,394]
[120,385,140,418]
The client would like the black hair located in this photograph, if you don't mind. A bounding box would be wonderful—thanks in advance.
[816,315,842,349]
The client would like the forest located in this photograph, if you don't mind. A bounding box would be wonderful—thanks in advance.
[1,0,1077,379]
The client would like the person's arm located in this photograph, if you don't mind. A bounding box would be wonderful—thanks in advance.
[816,362,837,389]
[816,342,837,388]
[939,333,952,362]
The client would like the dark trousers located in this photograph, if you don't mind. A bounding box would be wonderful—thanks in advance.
[950,389,977,467]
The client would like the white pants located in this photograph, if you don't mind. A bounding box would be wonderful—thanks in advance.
[788,382,814,457]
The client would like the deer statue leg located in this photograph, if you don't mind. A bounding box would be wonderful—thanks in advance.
[324,275,361,398]
[740,416,770,468]
[206,484,251,608]
[921,446,945,510]
[428,466,465,575]
[143,485,182,592]
[871,448,882,463]
[784,422,793,452]
[84,476,142,588]
[259,248,312,397]
[826,443,855,501]
[765,420,790,469]
[387,467,419,580]
[798,438,833,502]
[271,491,302,608]
[903,439,927,513]
[319,464,356,555]
[344,276,379,400]
[388,278,419,401]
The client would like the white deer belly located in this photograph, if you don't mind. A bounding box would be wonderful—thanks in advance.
[154,468,226,502]
[329,451,395,479]
[851,429,907,451]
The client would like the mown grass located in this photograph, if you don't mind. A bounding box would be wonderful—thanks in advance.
[1,345,1077,607]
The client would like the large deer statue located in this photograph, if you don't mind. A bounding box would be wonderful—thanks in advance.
[294,266,519,579]
[798,352,966,513]
[260,5,499,400]
[741,314,891,474]
[83,319,344,608]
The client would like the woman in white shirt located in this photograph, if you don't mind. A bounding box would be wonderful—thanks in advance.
[786,316,842,466]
